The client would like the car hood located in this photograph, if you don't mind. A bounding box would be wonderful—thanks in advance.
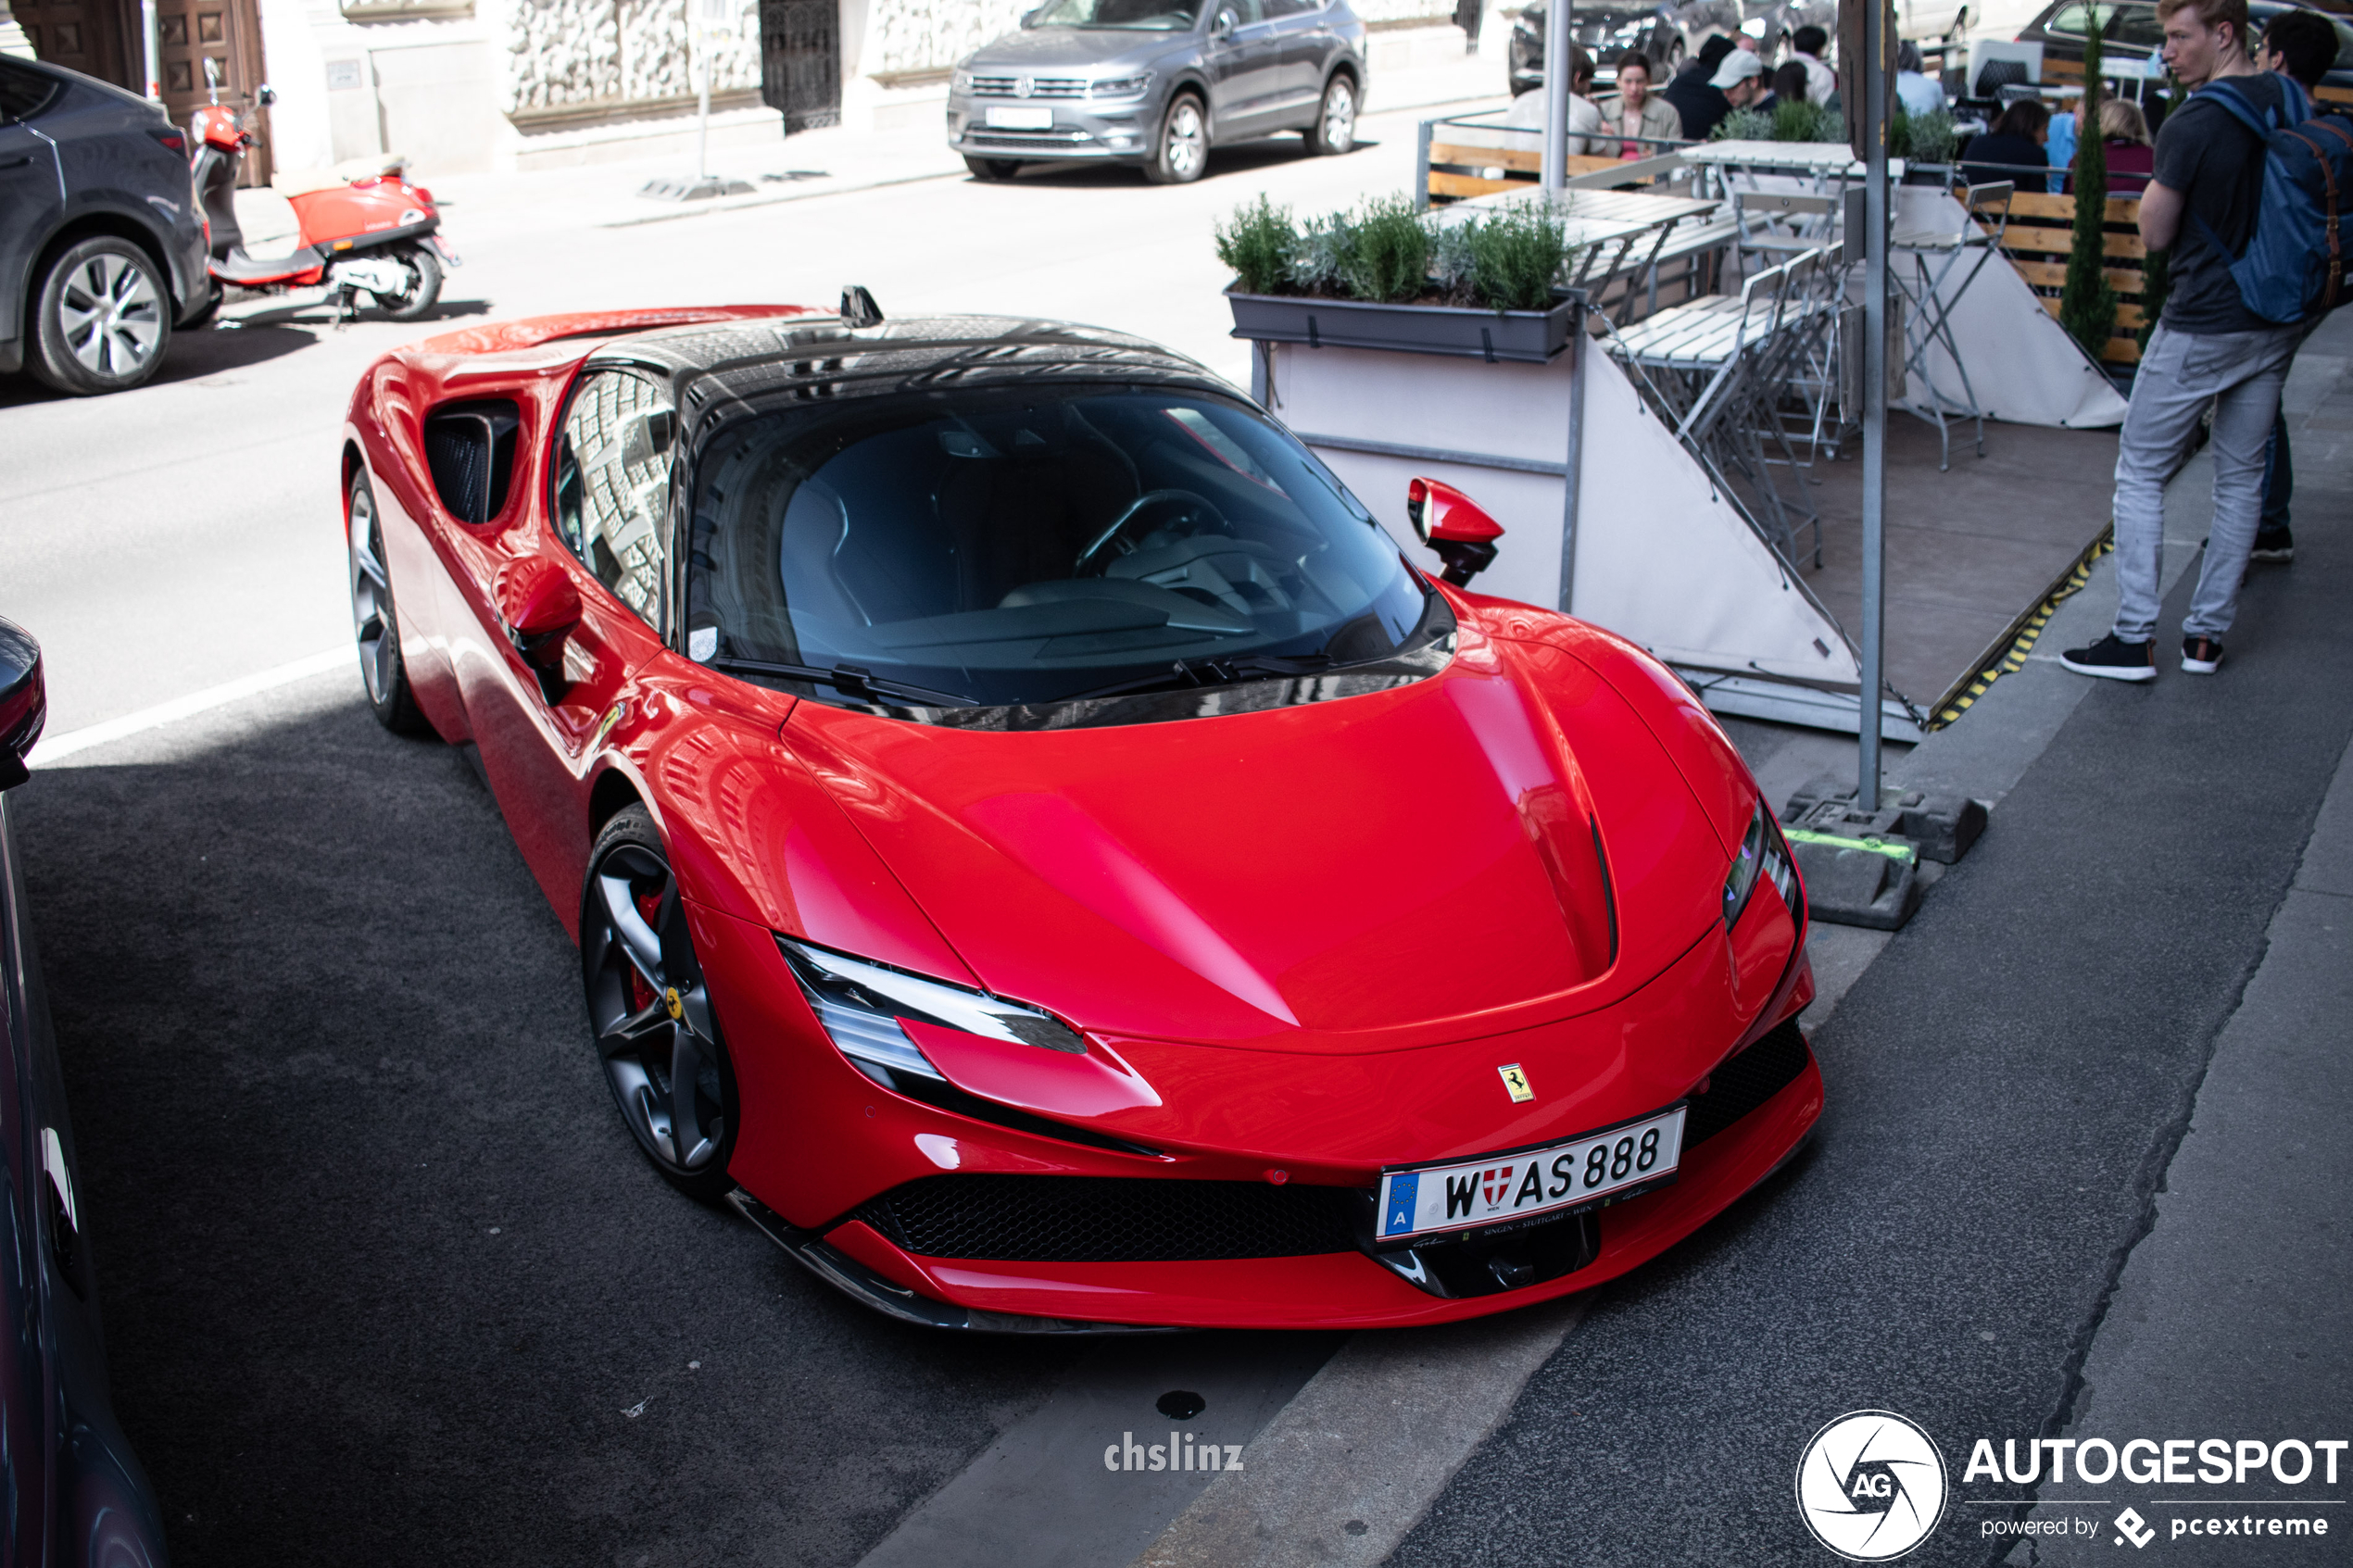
[780,626,1728,1054]
[963,29,1186,70]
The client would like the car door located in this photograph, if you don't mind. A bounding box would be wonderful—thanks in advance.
[1262,0,1333,120]
[0,60,65,358]
[445,364,672,919]
[1205,0,1286,136]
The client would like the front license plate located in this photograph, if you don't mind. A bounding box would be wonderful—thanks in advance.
[1376,1107,1687,1243]
[985,105,1055,130]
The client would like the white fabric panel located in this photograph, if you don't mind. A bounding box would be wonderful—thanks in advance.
[1265,342,1860,687]
[1893,185,2131,430]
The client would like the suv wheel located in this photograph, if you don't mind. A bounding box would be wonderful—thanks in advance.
[964,156,1027,181]
[1143,93,1208,183]
[30,236,171,396]
[1306,73,1357,157]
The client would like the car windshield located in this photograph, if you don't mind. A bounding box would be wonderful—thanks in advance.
[686,383,1435,711]
[1025,0,1202,30]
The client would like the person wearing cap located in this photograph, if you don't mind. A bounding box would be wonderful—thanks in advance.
[1664,45,1765,139]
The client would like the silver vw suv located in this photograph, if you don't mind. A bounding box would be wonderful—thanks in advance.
[947,0,1368,184]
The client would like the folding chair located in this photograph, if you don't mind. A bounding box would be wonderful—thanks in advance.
[1891,181,2014,470]
[1733,190,1840,275]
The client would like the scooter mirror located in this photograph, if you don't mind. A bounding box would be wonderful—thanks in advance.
[257,83,276,107]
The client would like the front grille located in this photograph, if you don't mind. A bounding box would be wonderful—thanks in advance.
[967,130,1094,146]
[855,1174,1360,1261]
[1684,1020,1811,1146]
[969,74,1089,97]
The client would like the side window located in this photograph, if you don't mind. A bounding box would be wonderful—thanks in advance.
[552,369,676,633]
[1262,0,1319,18]
[0,59,62,119]
[2107,5,2164,49]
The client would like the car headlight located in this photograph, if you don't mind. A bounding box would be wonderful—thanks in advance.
[776,936,1085,1087]
[951,68,975,94]
[1091,71,1153,99]
[1722,801,1801,931]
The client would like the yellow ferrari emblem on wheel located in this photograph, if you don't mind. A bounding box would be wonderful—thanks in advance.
[664,986,684,1021]
[1498,1063,1533,1103]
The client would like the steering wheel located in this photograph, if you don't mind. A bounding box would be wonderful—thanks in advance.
[1074,489,1226,575]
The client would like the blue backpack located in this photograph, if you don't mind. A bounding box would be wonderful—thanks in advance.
[2195,76,2353,323]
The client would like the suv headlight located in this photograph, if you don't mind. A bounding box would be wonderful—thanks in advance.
[776,936,1085,1087]
[1722,801,1801,931]
[1091,71,1153,99]
[951,68,975,94]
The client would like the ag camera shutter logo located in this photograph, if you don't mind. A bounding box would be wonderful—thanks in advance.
[1795,1411,1950,1561]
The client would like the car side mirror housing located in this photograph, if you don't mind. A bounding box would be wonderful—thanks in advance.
[1406,476,1504,587]
[495,558,582,698]
[0,619,45,791]
[1211,6,1238,38]
[256,82,276,107]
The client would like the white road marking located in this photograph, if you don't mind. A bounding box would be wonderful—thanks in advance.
[30,647,354,766]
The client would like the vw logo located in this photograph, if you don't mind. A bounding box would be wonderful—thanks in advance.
[1794,1411,1949,1562]
[1013,74,1035,98]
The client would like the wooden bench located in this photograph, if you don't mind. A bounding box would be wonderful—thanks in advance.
[1427,142,1630,204]
[1982,189,2148,365]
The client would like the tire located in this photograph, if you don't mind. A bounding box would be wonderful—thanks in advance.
[1305,72,1357,157]
[372,245,442,322]
[347,470,432,735]
[1142,92,1209,183]
[963,156,1026,181]
[581,806,741,1204]
[29,235,171,396]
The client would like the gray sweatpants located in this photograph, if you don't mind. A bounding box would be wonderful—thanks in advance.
[2111,320,2303,643]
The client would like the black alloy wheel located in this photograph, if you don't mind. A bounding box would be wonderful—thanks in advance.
[582,806,739,1203]
[347,470,430,734]
[30,235,172,396]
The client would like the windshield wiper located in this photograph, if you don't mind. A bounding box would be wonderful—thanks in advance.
[710,657,975,707]
[1062,653,1337,703]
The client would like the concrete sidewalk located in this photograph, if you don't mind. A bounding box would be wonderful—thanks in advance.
[230,24,1514,252]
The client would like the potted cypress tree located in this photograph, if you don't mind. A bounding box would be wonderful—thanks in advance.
[1217,194,1587,364]
[2057,7,2120,359]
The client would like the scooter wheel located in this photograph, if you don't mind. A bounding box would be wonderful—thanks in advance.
[376,245,443,322]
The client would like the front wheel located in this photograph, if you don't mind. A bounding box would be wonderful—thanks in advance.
[29,236,171,395]
[582,807,740,1204]
[347,470,432,735]
[372,245,443,321]
[1142,93,1208,184]
[1305,73,1357,157]
[963,156,1027,181]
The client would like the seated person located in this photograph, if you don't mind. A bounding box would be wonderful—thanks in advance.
[1661,35,1739,138]
[1959,99,2049,188]
[1894,39,1946,117]
[1763,59,1810,111]
[2062,97,2155,194]
[1504,44,1604,153]
[1593,49,1686,156]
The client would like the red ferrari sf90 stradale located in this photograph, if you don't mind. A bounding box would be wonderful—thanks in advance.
[340,297,1820,1331]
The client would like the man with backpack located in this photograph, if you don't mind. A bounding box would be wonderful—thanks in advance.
[2061,0,2334,681]
[2246,8,2341,562]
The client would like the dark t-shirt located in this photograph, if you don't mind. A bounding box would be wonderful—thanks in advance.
[1662,76,1730,140]
[1959,131,2047,190]
[2153,72,2288,333]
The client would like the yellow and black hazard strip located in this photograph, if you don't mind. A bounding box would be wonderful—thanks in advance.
[1928,527,2117,730]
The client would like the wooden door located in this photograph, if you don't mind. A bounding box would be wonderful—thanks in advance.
[155,0,271,183]
[18,0,139,94]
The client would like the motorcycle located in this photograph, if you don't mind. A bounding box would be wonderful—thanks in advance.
[188,62,459,324]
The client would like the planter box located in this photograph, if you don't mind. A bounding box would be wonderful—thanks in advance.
[1226,289,1579,364]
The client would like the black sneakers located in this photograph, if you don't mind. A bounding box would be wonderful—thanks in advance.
[2250,526,2295,562]
[2060,633,2158,682]
[2182,635,2224,674]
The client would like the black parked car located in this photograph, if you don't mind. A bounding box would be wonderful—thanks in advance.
[1508,0,1694,97]
[2007,0,2353,103]
[0,54,209,396]
[0,620,170,1567]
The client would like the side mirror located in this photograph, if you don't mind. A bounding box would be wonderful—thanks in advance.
[1406,476,1504,587]
[1211,7,1238,38]
[1019,6,1043,26]
[256,82,276,107]
[0,619,45,791]
[495,558,582,699]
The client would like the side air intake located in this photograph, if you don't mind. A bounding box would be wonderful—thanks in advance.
[423,399,521,525]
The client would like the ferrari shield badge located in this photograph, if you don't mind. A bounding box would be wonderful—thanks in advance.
[1498,1063,1534,1103]
[664,986,685,1022]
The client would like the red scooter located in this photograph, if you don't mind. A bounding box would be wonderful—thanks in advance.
[189,66,459,323]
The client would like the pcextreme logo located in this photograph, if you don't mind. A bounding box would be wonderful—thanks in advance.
[1795,1411,1951,1562]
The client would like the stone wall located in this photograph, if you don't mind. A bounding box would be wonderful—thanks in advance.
[501,0,760,114]
[864,0,1025,77]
